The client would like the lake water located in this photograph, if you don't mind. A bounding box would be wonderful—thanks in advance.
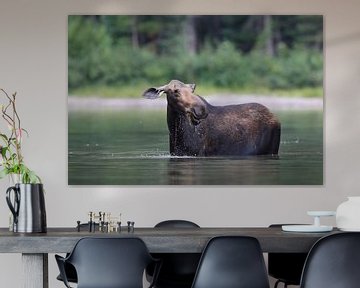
[68,109,323,185]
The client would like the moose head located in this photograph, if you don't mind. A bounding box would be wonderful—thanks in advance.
[143,80,208,125]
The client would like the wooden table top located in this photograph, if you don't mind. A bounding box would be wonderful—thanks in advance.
[0,227,339,253]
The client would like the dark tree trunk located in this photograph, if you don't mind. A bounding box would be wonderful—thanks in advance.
[184,16,197,54]
[264,15,275,57]
[132,16,139,49]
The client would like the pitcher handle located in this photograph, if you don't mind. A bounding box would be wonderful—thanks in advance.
[6,186,20,224]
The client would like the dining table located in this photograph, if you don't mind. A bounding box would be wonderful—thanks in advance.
[0,226,339,288]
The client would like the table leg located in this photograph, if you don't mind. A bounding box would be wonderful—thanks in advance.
[22,253,48,288]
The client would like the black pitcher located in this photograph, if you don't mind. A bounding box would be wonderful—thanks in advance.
[6,183,47,233]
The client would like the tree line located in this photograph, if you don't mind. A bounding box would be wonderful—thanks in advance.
[69,15,323,94]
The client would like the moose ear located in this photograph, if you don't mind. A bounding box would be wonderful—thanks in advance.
[186,83,196,92]
[142,88,164,99]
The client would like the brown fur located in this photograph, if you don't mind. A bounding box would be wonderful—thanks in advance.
[143,80,281,156]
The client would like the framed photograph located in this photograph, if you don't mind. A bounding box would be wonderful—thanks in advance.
[68,15,323,185]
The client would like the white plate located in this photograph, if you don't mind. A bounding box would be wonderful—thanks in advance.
[282,225,333,232]
[338,227,360,232]
[307,211,336,217]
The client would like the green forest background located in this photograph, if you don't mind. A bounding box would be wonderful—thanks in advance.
[68,15,323,98]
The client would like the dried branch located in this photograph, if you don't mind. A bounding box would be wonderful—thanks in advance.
[0,88,39,183]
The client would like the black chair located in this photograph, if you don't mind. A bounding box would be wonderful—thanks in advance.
[191,236,270,288]
[147,220,201,288]
[56,262,77,284]
[155,220,200,229]
[268,224,308,288]
[55,237,160,288]
[56,223,99,284]
[300,232,360,288]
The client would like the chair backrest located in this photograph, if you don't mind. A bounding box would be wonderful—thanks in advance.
[268,224,308,285]
[191,236,270,288]
[66,237,154,288]
[155,219,200,228]
[300,232,360,288]
[150,220,201,287]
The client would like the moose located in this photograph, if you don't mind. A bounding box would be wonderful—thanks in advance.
[143,80,281,156]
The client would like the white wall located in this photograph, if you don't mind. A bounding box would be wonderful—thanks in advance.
[0,0,360,287]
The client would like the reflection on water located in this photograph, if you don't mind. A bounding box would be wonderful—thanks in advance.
[165,156,281,185]
[68,109,323,185]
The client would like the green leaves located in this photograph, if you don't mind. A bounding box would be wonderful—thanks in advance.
[0,133,8,141]
[0,88,42,184]
[0,164,41,183]
[0,168,9,179]
[20,165,41,184]
[68,15,323,93]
